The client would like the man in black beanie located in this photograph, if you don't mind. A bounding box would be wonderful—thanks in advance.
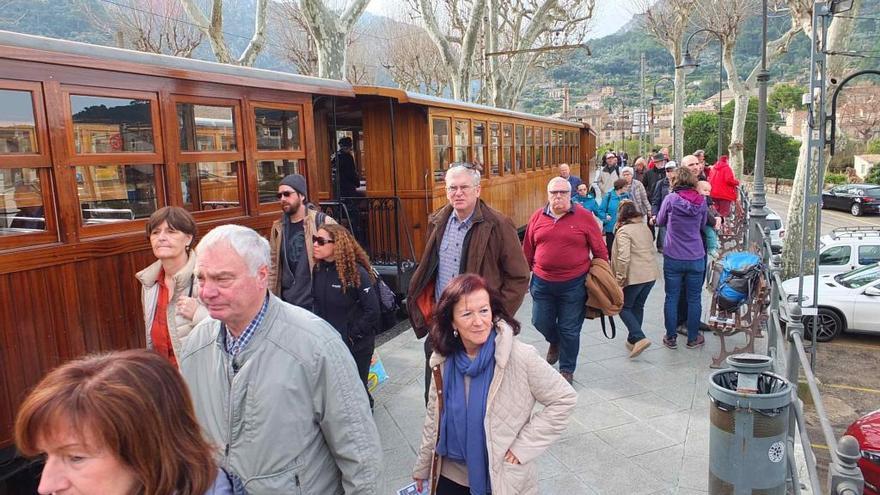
[268,173,336,310]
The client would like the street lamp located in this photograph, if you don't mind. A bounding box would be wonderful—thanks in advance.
[677,28,725,161]
[651,77,673,150]
[749,0,770,244]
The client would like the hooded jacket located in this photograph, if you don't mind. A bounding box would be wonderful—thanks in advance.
[708,156,740,201]
[656,187,708,261]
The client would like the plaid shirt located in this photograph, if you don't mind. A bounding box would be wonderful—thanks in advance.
[223,295,269,357]
[435,211,474,301]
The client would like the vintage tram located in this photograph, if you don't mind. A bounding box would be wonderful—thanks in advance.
[0,29,596,478]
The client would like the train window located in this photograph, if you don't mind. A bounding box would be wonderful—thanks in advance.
[525,126,534,170]
[550,130,557,165]
[489,122,500,176]
[432,118,450,182]
[473,122,486,173]
[502,123,512,174]
[543,128,550,167]
[179,161,241,211]
[535,127,544,168]
[256,159,299,203]
[177,103,237,152]
[0,168,45,234]
[514,124,524,173]
[71,96,154,154]
[0,89,38,154]
[74,164,158,224]
[454,120,470,163]
[254,108,300,151]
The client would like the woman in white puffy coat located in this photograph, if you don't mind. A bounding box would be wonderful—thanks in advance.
[412,274,577,495]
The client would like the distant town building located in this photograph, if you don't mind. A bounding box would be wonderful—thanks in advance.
[854,154,880,180]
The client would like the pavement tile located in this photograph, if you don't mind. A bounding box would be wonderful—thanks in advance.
[643,412,692,444]
[631,445,685,484]
[547,432,624,471]
[678,455,710,490]
[588,375,650,401]
[611,392,685,420]
[574,455,674,495]
[538,473,600,494]
[594,421,679,457]
[569,398,639,432]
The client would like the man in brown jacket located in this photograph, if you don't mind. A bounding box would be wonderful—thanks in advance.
[407,164,530,403]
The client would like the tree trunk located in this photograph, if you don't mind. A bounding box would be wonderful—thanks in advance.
[673,59,685,162]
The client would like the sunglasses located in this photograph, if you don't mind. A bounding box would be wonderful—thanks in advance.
[276,191,297,199]
[312,235,334,246]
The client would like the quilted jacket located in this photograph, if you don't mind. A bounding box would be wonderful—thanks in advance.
[412,320,577,494]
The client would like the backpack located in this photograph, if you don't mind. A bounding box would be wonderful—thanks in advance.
[371,268,400,333]
[716,252,764,312]
[584,258,624,338]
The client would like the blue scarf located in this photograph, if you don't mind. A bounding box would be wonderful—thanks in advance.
[437,329,496,495]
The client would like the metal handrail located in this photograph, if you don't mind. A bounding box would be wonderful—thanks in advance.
[758,220,865,494]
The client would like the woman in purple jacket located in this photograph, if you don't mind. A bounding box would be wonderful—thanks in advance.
[656,166,708,349]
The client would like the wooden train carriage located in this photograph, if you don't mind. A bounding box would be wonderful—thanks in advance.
[0,29,595,475]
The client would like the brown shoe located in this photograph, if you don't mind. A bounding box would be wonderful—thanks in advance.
[560,371,574,384]
[546,343,559,365]
[629,339,652,358]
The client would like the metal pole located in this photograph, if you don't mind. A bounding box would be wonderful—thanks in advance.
[718,42,724,161]
[640,52,646,157]
[749,0,769,244]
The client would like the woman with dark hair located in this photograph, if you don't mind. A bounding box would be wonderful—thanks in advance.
[656,165,708,350]
[611,200,660,358]
[136,206,207,367]
[599,178,631,252]
[412,274,576,495]
[311,223,380,405]
[15,349,231,495]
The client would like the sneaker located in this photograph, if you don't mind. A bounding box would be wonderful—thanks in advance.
[546,343,559,365]
[560,371,574,384]
[629,339,651,358]
[687,334,706,349]
[662,335,677,349]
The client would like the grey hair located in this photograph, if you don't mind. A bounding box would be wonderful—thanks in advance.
[445,164,481,186]
[547,177,571,191]
[197,224,270,276]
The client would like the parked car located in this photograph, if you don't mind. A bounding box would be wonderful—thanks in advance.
[817,227,880,276]
[781,262,880,341]
[767,210,784,254]
[821,183,880,216]
[845,409,880,495]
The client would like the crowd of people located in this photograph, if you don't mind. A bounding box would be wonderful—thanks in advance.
[13,149,739,494]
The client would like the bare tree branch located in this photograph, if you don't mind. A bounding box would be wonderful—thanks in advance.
[179,0,267,66]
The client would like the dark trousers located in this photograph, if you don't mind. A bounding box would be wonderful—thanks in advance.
[437,476,471,495]
[605,232,615,253]
[620,281,655,343]
[530,273,587,374]
[349,336,375,408]
[423,337,433,405]
[663,256,705,342]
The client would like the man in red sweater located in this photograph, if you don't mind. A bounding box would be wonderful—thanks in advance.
[523,177,609,384]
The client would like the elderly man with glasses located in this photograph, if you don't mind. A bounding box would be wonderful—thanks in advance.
[523,177,608,384]
[268,173,336,310]
[408,163,530,404]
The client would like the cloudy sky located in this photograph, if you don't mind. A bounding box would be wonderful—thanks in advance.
[364,0,638,40]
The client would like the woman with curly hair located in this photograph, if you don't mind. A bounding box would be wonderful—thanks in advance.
[312,223,380,405]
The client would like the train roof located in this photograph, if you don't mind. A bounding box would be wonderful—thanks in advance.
[353,86,588,129]
[0,30,589,131]
[0,30,354,97]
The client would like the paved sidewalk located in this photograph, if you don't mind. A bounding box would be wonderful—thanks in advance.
[372,268,761,494]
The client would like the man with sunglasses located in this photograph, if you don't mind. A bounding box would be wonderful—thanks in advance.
[408,163,530,404]
[268,173,336,310]
[523,177,608,384]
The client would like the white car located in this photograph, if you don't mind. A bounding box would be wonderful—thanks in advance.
[781,262,880,341]
[767,210,784,254]
[817,227,880,275]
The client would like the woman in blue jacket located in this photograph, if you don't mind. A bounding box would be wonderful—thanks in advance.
[599,178,631,252]
[572,182,601,217]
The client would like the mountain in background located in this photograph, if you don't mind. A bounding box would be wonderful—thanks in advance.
[0,0,877,116]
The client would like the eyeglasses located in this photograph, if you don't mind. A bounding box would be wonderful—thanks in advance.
[549,190,570,196]
[446,185,474,193]
[312,235,334,246]
[276,191,296,199]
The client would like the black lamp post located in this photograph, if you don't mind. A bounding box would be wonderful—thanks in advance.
[749,0,769,244]
[677,29,725,161]
[651,77,674,150]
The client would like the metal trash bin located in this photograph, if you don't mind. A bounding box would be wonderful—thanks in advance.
[708,354,792,494]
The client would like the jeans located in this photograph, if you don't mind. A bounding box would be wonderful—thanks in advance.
[530,273,587,373]
[656,226,666,251]
[605,232,615,253]
[620,281,655,343]
[663,256,705,342]
[349,336,375,409]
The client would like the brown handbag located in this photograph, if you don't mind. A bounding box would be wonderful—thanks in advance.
[429,364,444,495]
